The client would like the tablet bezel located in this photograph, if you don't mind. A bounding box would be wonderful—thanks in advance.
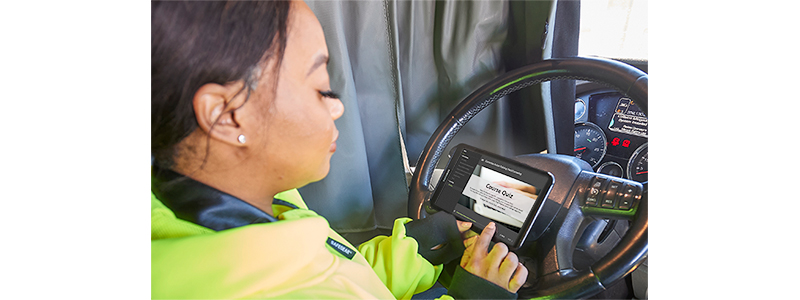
[429,144,555,249]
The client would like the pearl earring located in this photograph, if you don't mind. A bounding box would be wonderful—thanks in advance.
[238,134,246,144]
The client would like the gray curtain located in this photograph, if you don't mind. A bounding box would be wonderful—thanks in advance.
[301,0,556,244]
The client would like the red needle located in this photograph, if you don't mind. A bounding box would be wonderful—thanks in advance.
[574,147,587,152]
[636,171,648,175]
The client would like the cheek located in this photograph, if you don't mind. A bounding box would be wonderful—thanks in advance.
[267,99,333,159]
[276,111,334,183]
[264,80,335,182]
[281,94,334,140]
[279,107,327,141]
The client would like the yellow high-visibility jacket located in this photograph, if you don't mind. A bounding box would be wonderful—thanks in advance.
[151,188,446,299]
[151,165,517,300]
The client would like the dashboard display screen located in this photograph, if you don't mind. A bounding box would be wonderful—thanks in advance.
[608,97,648,138]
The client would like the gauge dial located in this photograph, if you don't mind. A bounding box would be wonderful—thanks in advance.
[575,98,586,121]
[574,122,607,168]
[598,161,624,177]
[627,142,648,182]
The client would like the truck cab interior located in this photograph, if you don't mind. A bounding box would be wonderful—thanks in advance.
[297,0,648,298]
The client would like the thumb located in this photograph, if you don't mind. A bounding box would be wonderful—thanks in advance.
[456,220,473,233]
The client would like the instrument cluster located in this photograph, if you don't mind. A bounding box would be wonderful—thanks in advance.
[573,89,648,183]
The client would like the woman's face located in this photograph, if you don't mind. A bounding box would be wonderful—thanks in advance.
[249,1,344,190]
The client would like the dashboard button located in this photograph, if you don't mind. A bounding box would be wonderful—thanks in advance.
[602,181,621,208]
[617,184,639,210]
[585,176,606,207]
[618,198,632,210]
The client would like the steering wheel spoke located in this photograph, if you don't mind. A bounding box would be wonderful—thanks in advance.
[518,184,647,299]
[517,197,605,298]
[577,174,643,221]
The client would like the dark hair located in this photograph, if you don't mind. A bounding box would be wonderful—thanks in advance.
[151,1,291,169]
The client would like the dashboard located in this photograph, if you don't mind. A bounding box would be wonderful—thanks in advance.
[573,84,648,183]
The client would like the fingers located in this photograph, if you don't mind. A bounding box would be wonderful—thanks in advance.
[463,235,478,249]
[456,220,478,249]
[456,220,473,233]
[486,242,509,268]
[461,222,495,271]
[508,262,529,293]
[462,229,478,242]
[432,220,474,251]
[473,222,496,255]
[526,185,537,194]
[493,181,539,198]
[458,222,530,293]
[497,250,519,280]
[485,237,528,293]
[460,235,477,269]
[494,181,511,188]
[495,181,532,192]
[518,184,537,195]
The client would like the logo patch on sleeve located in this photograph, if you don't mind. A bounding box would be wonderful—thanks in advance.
[326,237,355,260]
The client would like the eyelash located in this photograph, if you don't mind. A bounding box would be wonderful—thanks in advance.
[319,90,340,99]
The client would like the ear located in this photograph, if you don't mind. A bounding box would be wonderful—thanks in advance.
[192,82,248,147]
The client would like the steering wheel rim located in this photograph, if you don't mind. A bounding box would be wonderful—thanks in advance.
[408,56,648,299]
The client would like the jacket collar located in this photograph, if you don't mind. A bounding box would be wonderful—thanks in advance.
[151,165,295,231]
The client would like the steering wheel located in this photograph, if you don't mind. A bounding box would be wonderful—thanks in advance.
[408,57,648,299]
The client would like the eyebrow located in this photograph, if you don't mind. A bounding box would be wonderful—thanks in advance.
[306,53,329,78]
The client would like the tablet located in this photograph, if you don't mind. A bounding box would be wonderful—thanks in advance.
[430,144,554,249]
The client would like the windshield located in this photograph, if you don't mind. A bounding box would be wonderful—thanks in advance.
[579,0,648,60]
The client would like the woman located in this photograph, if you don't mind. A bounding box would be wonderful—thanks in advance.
[151,1,527,299]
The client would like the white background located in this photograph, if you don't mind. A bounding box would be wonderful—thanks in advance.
[2,1,798,298]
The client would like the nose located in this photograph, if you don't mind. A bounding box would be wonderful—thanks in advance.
[328,97,344,120]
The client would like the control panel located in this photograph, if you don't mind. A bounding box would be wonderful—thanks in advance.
[578,173,643,217]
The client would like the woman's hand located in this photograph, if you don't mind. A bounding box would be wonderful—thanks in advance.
[456,220,478,245]
[430,220,475,251]
[460,222,528,293]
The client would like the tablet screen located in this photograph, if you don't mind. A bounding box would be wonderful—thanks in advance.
[431,145,553,247]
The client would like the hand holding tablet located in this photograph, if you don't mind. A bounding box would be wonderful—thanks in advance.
[460,222,528,293]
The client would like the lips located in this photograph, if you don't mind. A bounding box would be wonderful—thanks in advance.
[330,131,339,152]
